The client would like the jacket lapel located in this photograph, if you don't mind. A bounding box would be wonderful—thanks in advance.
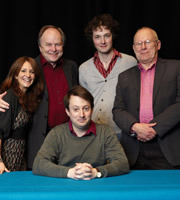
[153,58,167,103]
[131,59,167,107]
[132,66,141,103]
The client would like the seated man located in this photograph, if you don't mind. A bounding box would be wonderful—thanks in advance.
[33,85,129,180]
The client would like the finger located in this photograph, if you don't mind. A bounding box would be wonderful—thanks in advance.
[84,172,92,178]
[0,102,10,109]
[74,174,84,180]
[75,168,84,175]
[75,163,81,166]
[0,108,6,112]
[137,136,147,142]
[83,177,91,180]
[83,172,93,180]
[5,168,10,172]
[143,136,152,141]
[149,122,157,127]
[75,165,82,171]
[0,91,7,98]
[82,163,92,168]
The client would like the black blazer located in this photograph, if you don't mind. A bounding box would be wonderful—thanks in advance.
[113,58,180,166]
[26,55,79,168]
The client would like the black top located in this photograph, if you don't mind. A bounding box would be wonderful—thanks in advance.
[0,89,31,140]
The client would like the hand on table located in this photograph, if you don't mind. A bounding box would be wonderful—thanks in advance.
[0,161,10,174]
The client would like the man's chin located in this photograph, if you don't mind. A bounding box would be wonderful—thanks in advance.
[49,58,59,63]
[77,124,88,130]
[77,121,91,130]
[48,55,61,62]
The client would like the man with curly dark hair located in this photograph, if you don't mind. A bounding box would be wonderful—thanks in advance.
[79,14,137,139]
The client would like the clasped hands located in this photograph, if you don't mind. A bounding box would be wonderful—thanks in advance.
[131,122,157,142]
[67,163,97,180]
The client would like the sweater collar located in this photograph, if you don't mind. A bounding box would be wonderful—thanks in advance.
[68,120,96,137]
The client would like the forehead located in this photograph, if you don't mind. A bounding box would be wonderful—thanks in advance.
[41,28,62,41]
[21,61,32,69]
[69,95,90,107]
[93,26,111,35]
[134,28,155,41]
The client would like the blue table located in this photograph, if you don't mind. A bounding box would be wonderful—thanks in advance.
[0,170,180,200]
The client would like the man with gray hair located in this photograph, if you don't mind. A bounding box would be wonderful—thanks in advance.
[113,27,180,169]
[0,25,78,169]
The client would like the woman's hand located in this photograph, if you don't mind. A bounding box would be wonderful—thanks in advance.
[0,161,10,174]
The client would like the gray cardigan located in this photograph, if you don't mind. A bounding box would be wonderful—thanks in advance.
[79,53,137,134]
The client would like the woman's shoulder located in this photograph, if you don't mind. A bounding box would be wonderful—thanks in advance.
[3,89,19,104]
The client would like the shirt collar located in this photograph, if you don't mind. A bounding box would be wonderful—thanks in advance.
[93,48,122,63]
[138,58,157,71]
[68,120,96,137]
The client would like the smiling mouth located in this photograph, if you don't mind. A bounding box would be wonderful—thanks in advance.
[50,53,58,55]
[78,119,86,123]
[23,78,32,82]
[48,51,59,55]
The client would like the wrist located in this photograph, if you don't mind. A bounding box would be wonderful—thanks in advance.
[67,168,73,178]
[96,168,102,178]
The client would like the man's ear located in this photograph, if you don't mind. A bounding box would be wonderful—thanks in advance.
[65,108,70,117]
[157,40,161,50]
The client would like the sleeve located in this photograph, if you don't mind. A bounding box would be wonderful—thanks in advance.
[97,126,129,177]
[112,73,138,134]
[151,64,180,137]
[0,90,18,139]
[71,60,79,86]
[32,128,70,178]
[65,59,79,88]
[79,65,88,89]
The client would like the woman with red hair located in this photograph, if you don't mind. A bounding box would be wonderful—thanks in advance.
[0,56,44,174]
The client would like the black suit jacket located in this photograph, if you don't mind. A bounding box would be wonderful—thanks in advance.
[113,58,180,166]
[26,55,78,168]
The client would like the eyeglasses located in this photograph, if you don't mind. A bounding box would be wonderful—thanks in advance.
[133,40,158,49]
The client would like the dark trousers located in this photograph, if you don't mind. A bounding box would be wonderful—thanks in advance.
[131,138,180,170]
